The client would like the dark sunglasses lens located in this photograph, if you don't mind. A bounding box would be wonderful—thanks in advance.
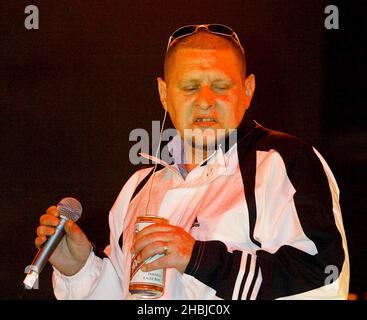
[172,26,197,40]
[208,24,233,35]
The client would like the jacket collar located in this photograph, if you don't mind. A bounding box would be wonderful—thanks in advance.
[140,112,257,176]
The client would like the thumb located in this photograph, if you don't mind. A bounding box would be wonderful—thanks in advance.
[64,219,86,243]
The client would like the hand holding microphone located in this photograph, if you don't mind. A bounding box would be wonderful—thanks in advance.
[24,198,91,289]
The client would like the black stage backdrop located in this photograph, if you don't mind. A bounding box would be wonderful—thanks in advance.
[1,0,366,299]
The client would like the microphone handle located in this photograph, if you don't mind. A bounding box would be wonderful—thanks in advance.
[23,215,68,289]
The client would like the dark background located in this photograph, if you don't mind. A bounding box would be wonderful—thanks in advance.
[1,1,366,299]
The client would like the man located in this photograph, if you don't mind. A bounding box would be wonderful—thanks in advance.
[35,24,349,299]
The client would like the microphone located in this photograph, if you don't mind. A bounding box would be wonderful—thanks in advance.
[23,197,82,290]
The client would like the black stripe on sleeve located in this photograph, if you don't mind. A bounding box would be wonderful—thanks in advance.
[254,128,345,299]
[237,254,251,299]
[246,261,260,300]
[184,240,243,299]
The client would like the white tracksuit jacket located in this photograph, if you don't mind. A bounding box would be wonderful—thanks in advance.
[52,117,349,299]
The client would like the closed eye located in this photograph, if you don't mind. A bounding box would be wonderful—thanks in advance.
[212,83,231,91]
[214,85,228,90]
[182,85,199,92]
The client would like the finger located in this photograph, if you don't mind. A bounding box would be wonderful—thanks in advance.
[37,225,56,237]
[46,206,59,217]
[138,241,167,263]
[39,214,60,227]
[35,235,47,249]
[133,232,173,254]
[134,224,177,244]
[142,254,172,272]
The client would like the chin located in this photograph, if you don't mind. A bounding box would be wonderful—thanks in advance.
[184,127,224,150]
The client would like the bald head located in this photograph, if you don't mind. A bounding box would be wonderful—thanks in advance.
[164,30,246,82]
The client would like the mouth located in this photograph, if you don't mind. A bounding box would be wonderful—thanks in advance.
[193,117,218,127]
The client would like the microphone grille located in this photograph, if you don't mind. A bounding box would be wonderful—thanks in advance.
[57,197,82,222]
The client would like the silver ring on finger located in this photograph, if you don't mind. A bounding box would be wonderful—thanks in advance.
[163,243,169,255]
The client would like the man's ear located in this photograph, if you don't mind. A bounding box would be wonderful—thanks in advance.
[244,74,256,98]
[157,77,168,111]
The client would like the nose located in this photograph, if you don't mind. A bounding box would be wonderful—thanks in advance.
[195,85,215,110]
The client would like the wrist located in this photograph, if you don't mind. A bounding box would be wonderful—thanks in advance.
[62,244,92,276]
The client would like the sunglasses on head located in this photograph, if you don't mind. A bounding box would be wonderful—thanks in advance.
[166,24,243,52]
